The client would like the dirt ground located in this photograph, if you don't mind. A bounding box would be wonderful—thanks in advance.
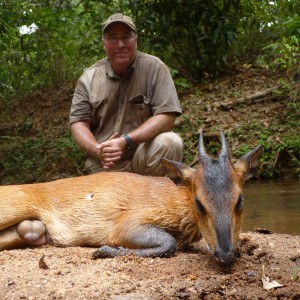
[0,232,299,300]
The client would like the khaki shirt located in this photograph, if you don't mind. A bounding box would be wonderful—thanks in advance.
[69,52,181,144]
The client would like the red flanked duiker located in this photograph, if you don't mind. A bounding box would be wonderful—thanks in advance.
[0,130,262,269]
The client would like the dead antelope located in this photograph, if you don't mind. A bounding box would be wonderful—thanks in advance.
[0,131,262,268]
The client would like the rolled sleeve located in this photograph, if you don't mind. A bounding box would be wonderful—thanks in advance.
[149,62,182,117]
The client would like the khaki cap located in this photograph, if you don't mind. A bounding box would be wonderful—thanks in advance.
[102,13,136,34]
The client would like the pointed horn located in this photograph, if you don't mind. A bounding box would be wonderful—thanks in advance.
[219,130,230,159]
[198,130,209,161]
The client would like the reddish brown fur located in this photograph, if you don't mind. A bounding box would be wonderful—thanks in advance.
[0,172,199,249]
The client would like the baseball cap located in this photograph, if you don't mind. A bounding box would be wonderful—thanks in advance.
[102,13,136,34]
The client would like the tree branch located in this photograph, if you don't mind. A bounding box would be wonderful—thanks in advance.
[220,86,280,110]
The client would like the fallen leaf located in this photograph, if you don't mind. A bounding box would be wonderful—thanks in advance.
[189,274,197,280]
[261,265,283,290]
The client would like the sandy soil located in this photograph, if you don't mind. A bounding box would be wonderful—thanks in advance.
[0,232,299,300]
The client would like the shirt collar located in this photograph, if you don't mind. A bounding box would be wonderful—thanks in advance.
[105,55,137,79]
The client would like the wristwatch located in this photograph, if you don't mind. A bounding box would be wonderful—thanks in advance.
[121,134,136,151]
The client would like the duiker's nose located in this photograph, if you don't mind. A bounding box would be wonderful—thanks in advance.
[214,245,236,268]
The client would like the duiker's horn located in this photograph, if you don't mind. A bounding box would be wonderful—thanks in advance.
[198,130,209,160]
[219,130,230,159]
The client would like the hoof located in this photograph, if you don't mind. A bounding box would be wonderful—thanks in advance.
[92,246,124,259]
[17,220,47,245]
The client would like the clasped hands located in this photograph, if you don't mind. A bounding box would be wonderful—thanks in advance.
[95,132,127,169]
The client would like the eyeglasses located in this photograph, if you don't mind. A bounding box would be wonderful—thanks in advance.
[104,34,135,45]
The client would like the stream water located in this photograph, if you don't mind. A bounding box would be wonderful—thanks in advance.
[242,180,300,234]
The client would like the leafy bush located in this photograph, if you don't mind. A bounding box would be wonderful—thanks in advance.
[256,14,300,74]
[259,35,299,75]
[0,1,106,98]
[128,0,244,78]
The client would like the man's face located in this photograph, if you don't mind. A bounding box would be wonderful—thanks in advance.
[103,23,137,74]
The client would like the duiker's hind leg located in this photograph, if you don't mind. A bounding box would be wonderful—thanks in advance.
[0,220,46,250]
[92,225,176,259]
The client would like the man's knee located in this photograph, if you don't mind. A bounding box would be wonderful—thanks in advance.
[132,132,183,176]
[151,132,183,160]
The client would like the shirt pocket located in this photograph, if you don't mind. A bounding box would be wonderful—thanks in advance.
[128,95,152,125]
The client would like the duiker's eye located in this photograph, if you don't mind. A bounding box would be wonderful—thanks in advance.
[195,198,205,213]
[236,194,243,211]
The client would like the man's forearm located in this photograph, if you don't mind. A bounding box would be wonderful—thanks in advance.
[127,113,176,144]
[71,121,100,160]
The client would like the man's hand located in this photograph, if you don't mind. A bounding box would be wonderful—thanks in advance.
[96,132,126,169]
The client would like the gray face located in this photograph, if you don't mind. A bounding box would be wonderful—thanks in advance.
[194,158,241,268]
[196,131,242,268]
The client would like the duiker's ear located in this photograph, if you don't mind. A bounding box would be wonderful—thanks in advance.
[160,158,196,185]
[234,146,262,181]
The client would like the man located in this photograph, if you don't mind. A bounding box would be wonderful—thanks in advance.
[69,13,183,176]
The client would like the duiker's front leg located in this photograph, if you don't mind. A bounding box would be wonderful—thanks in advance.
[93,225,176,259]
[0,220,46,250]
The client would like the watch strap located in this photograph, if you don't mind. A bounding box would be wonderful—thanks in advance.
[122,134,136,150]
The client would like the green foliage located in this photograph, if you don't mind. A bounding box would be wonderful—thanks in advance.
[226,97,300,179]
[0,133,85,184]
[256,14,300,74]
[128,0,243,77]
[232,143,251,159]
[170,68,191,92]
[231,1,300,62]
[260,35,299,74]
[0,0,108,98]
